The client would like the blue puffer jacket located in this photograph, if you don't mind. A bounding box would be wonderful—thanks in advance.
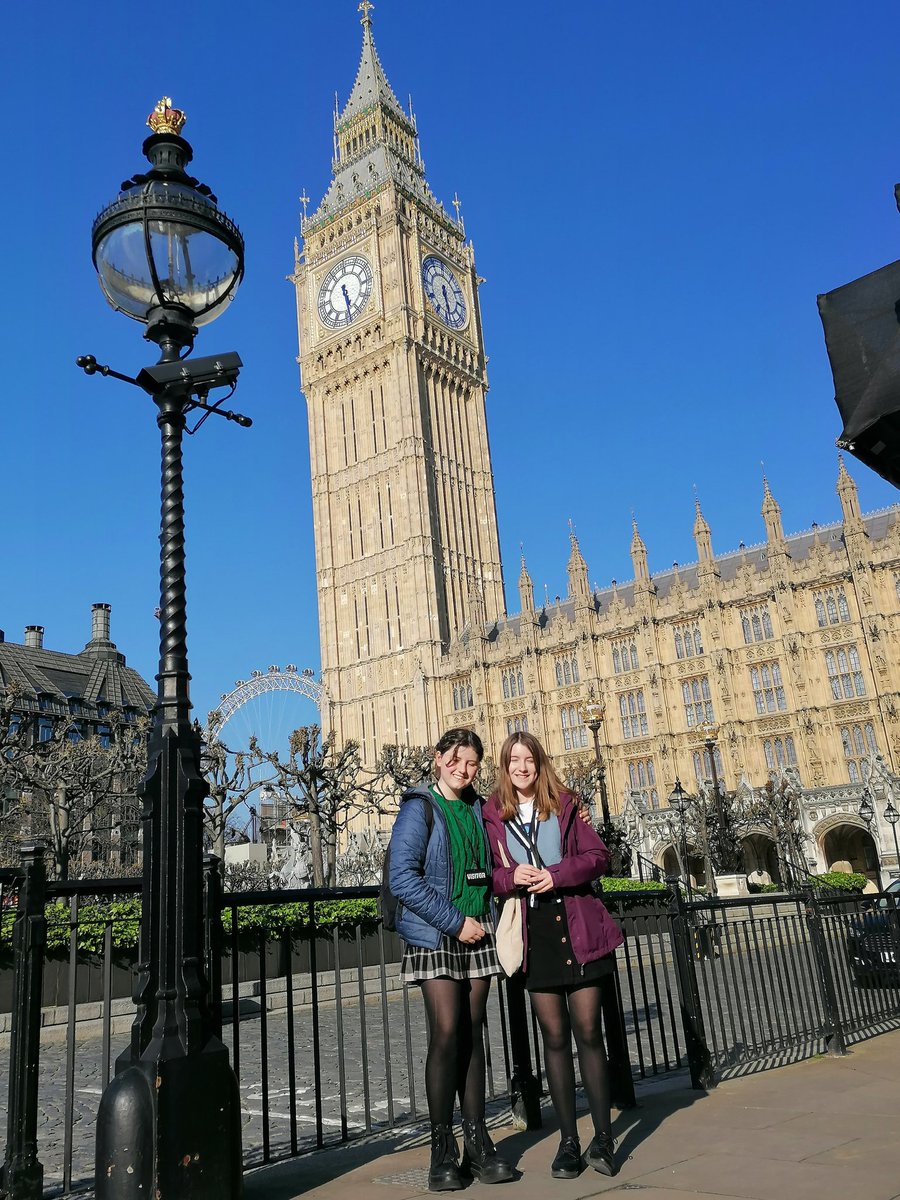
[388,784,488,950]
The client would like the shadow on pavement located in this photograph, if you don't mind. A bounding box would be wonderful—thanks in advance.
[242,1080,709,1197]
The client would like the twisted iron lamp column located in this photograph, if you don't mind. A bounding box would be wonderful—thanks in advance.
[95,360,241,1200]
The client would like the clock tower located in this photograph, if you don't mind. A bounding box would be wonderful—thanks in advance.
[293,4,505,761]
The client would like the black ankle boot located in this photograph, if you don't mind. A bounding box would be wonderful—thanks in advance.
[586,1131,618,1176]
[461,1118,514,1184]
[428,1124,463,1192]
[550,1135,582,1179]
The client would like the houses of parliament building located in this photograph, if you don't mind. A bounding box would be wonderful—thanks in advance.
[292,6,900,878]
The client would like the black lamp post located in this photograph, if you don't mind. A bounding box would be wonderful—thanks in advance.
[579,699,611,827]
[884,797,900,879]
[858,789,884,892]
[83,98,248,1200]
[668,779,693,903]
[698,721,727,833]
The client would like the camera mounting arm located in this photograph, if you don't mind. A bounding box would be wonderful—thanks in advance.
[76,353,252,428]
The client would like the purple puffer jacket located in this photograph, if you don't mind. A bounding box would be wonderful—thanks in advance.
[482,791,624,973]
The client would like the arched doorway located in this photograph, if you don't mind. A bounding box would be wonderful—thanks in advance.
[658,843,707,888]
[821,822,879,884]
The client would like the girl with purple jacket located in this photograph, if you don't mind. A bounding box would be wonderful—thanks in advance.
[483,732,624,1180]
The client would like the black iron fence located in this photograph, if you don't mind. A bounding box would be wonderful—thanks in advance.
[2,849,900,1199]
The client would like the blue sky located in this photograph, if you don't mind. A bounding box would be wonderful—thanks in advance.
[4,1,900,740]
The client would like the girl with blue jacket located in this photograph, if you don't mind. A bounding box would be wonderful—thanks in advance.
[389,728,514,1192]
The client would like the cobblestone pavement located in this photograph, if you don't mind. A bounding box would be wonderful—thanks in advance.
[0,987,511,1195]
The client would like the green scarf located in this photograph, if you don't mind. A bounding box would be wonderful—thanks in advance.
[429,785,490,918]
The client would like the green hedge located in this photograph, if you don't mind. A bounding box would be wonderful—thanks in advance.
[599,876,668,895]
[808,871,868,893]
[598,876,670,909]
[1,897,382,957]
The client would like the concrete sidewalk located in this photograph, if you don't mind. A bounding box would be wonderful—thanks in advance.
[243,1029,900,1200]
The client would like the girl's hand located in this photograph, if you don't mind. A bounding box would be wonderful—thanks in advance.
[577,802,592,825]
[527,868,555,894]
[513,863,542,887]
[457,916,486,944]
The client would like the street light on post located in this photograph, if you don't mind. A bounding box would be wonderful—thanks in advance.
[858,788,884,892]
[884,797,900,879]
[668,779,693,904]
[83,98,248,1200]
[697,720,726,832]
[579,699,611,827]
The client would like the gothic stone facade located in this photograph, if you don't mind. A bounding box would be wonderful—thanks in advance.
[295,15,900,877]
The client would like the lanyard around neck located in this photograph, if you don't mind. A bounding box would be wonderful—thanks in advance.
[507,810,543,869]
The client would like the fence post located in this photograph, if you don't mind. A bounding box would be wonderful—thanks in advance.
[503,972,542,1130]
[601,971,636,1109]
[802,890,847,1057]
[203,853,224,1041]
[0,842,47,1200]
[668,883,716,1090]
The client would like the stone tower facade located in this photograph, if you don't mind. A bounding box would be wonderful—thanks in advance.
[294,12,900,886]
[293,7,505,760]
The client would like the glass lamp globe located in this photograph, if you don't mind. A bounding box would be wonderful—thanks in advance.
[668,779,689,816]
[92,98,244,347]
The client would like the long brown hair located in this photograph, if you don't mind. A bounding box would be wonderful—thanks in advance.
[497,732,563,822]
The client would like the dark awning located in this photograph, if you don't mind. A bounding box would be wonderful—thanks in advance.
[818,256,900,490]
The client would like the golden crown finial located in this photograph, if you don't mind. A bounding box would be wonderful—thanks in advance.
[147,97,187,136]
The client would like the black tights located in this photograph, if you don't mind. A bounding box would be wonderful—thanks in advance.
[530,983,612,1141]
[420,977,491,1125]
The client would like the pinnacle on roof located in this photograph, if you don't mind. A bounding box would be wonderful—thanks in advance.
[567,520,588,569]
[630,515,646,552]
[836,452,857,493]
[338,2,410,130]
[836,453,863,526]
[692,496,711,537]
[761,473,781,514]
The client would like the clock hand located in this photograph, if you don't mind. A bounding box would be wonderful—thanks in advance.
[341,283,353,317]
[442,283,450,312]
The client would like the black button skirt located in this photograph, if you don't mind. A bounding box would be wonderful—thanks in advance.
[524,894,615,992]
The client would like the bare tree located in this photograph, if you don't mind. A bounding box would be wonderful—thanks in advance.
[0,692,149,880]
[751,769,808,886]
[258,726,362,886]
[560,755,604,812]
[336,830,387,886]
[201,733,275,860]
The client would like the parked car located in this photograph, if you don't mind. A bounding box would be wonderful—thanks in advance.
[846,878,900,984]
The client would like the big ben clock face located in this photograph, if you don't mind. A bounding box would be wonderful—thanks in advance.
[422,256,468,329]
[317,255,374,329]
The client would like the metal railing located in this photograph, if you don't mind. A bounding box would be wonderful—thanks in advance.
[2,847,900,1199]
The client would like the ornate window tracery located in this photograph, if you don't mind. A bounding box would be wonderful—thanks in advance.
[814,587,851,628]
[682,676,714,728]
[839,722,877,783]
[741,603,774,644]
[627,758,659,809]
[619,690,648,739]
[554,653,580,687]
[750,661,787,714]
[611,638,639,674]
[825,646,865,700]
[560,705,588,751]
[674,621,704,660]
